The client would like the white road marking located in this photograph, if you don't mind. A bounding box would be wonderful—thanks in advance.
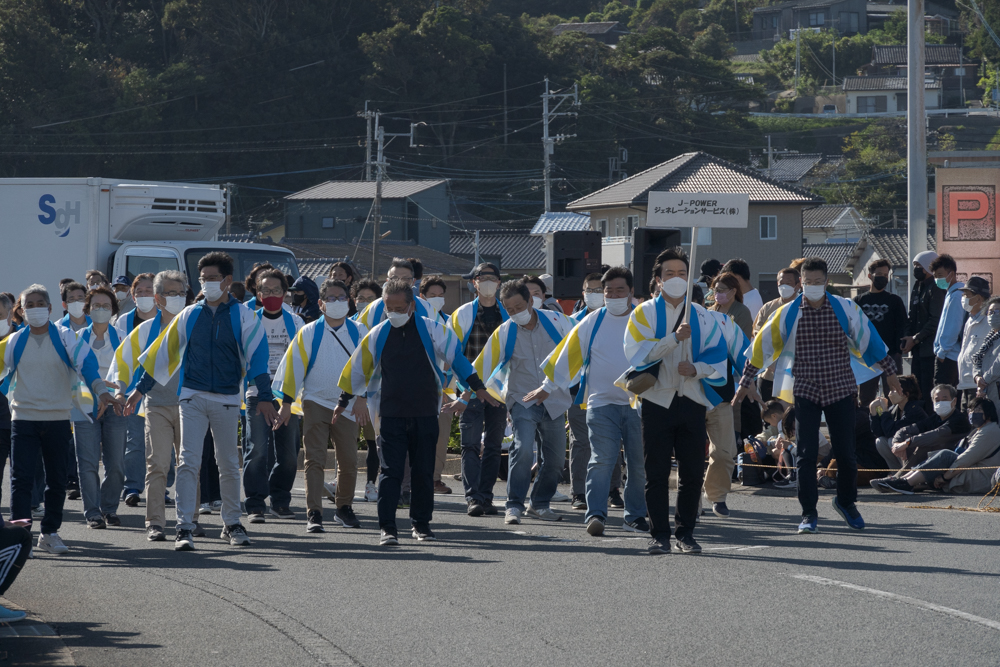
[793,574,1000,632]
[704,545,771,552]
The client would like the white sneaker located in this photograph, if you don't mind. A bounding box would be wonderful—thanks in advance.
[324,481,337,502]
[364,481,378,502]
[551,491,571,503]
[527,504,562,521]
[210,500,223,511]
[199,503,212,515]
[505,508,522,525]
[37,533,69,555]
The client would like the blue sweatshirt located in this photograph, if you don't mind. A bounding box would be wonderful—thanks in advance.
[933,281,965,361]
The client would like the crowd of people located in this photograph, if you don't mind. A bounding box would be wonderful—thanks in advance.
[1,246,1000,622]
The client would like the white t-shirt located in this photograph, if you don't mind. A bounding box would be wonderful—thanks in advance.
[88,329,120,392]
[246,311,302,399]
[743,289,763,320]
[586,311,632,409]
[302,322,357,417]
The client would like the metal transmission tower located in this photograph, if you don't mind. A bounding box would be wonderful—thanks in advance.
[541,78,579,212]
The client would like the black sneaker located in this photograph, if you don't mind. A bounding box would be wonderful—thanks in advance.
[467,500,485,517]
[571,494,587,510]
[66,483,81,500]
[175,528,195,551]
[270,506,295,520]
[412,523,436,541]
[124,492,140,508]
[379,528,399,546]
[87,516,106,529]
[883,477,914,495]
[104,513,122,527]
[623,517,650,533]
[482,502,498,516]
[222,523,251,546]
[335,505,361,528]
[608,488,625,509]
[712,502,730,518]
[647,538,671,555]
[397,491,411,509]
[870,476,896,493]
[146,525,166,541]
[306,510,325,533]
[674,534,702,554]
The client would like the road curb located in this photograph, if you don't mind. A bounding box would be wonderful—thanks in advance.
[0,598,75,666]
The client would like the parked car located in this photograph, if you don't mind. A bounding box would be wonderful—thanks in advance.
[822,104,838,114]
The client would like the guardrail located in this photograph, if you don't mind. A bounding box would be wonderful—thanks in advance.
[750,108,998,119]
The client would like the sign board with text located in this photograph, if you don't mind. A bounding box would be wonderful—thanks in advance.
[646,192,749,228]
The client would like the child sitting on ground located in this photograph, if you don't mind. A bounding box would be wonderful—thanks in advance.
[772,406,833,489]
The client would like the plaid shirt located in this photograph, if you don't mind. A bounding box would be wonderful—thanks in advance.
[464,303,502,362]
[741,297,896,406]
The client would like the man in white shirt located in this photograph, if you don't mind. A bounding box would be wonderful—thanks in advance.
[274,278,367,533]
[543,267,647,536]
[723,258,762,320]
[355,257,437,330]
[243,269,305,524]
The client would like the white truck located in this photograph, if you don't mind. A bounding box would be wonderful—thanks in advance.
[0,178,299,311]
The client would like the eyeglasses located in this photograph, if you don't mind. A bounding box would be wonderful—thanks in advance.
[257,288,284,297]
[323,296,349,303]
[160,291,185,298]
[200,276,224,283]
[584,288,602,294]
[476,275,499,282]
[90,304,112,312]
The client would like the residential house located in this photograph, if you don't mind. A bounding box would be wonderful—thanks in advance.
[551,22,630,46]
[449,229,545,276]
[565,151,823,298]
[801,241,857,288]
[842,75,942,113]
[751,0,868,41]
[802,204,865,244]
[866,2,963,37]
[863,44,976,107]
[846,229,937,296]
[283,180,451,254]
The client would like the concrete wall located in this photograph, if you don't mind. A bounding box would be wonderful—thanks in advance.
[845,88,941,113]
[936,165,1000,292]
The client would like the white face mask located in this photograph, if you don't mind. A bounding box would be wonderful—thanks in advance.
[25,307,50,328]
[584,293,605,310]
[116,290,128,301]
[661,276,687,299]
[427,296,446,313]
[605,297,630,316]
[532,296,543,309]
[961,295,974,313]
[802,284,826,301]
[66,302,85,319]
[135,296,155,313]
[933,400,953,417]
[162,295,187,315]
[90,308,113,324]
[510,308,532,326]
[355,299,371,312]
[201,281,225,302]
[325,301,350,320]
[477,281,498,298]
[0,319,9,337]
[386,311,411,328]
[777,284,796,299]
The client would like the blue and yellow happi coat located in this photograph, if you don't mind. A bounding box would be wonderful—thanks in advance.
[541,307,610,408]
[750,292,887,403]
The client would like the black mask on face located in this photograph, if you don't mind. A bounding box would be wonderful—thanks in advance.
[292,294,305,306]
[871,275,889,291]
[913,266,927,281]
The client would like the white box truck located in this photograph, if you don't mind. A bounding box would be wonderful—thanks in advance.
[0,178,299,312]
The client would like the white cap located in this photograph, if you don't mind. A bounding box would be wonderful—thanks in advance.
[538,274,553,295]
[913,250,938,272]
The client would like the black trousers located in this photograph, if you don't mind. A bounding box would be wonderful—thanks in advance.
[933,357,959,388]
[794,395,857,519]
[911,354,935,406]
[640,396,706,541]
[858,353,903,406]
[0,525,31,595]
[759,378,774,402]
[377,415,438,530]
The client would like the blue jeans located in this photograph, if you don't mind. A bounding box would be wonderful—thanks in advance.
[585,403,646,523]
[506,402,565,511]
[242,397,300,514]
[10,420,72,534]
[74,411,128,520]
[459,397,507,504]
[122,414,146,495]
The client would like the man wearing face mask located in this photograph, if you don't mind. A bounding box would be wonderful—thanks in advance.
[112,276,134,316]
[2,284,122,555]
[289,275,320,324]
[335,279,493,545]
[542,267,648,535]
[136,252,277,551]
[59,282,90,332]
[735,257,902,535]
[929,254,965,388]
[902,251,944,402]
[113,270,194,543]
[955,277,991,409]
[523,275,562,313]
[447,263,509,516]
[474,280,573,525]
[85,270,109,291]
[418,277,454,495]
[752,268,801,402]
[854,259,907,407]
[272,278,366,534]
[884,384,969,471]
[357,258,437,330]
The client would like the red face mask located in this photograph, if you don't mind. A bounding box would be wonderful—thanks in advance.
[262,296,284,312]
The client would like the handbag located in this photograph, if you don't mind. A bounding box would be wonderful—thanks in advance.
[625,305,685,395]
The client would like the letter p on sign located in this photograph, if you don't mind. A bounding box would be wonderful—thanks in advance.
[949,191,989,238]
[942,186,996,242]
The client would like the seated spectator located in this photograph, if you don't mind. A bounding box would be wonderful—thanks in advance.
[772,406,831,489]
[973,295,1000,417]
[886,384,969,470]
[871,375,926,468]
[756,400,785,460]
[874,397,1000,495]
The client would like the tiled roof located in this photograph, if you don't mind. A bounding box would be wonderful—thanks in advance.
[449,231,544,273]
[279,239,471,278]
[552,22,628,35]
[285,180,447,201]
[530,212,592,235]
[864,229,937,268]
[842,75,941,91]
[731,54,762,63]
[566,151,821,211]
[802,204,865,232]
[753,0,834,12]
[802,242,859,274]
[872,44,963,66]
[755,153,824,182]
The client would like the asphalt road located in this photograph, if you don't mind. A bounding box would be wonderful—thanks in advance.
[3,476,1000,667]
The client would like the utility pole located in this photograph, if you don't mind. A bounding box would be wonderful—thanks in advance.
[767,136,773,178]
[831,27,836,87]
[474,230,481,266]
[734,0,740,41]
[907,0,928,301]
[358,102,374,182]
[372,116,384,277]
[795,22,801,93]
[541,77,579,212]
[224,182,232,236]
[503,64,508,146]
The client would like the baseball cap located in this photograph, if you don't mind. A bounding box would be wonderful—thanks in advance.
[113,275,129,287]
[462,262,501,281]
[959,276,991,300]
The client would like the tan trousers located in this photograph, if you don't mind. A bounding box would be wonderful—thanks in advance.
[703,402,737,503]
[302,400,360,511]
[434,411,453,482]
[144,405,198,527]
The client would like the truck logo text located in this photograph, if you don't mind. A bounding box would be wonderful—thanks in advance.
[38,194,81,238]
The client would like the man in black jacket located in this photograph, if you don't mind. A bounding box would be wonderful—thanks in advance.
[901,251,945,402]
[855,259,908,406]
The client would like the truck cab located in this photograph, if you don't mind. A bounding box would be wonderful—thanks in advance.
[110,241,299,288]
